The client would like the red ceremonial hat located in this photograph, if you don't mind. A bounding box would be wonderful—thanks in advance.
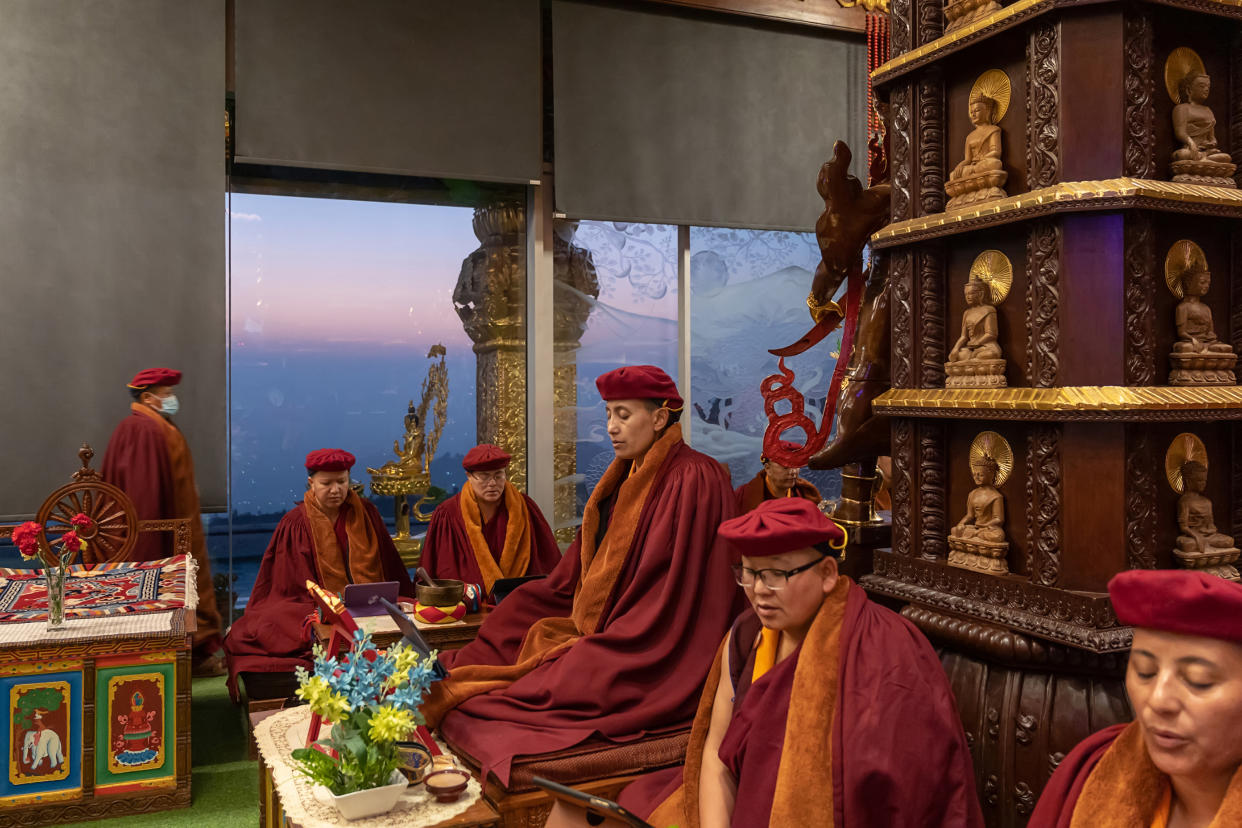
[595,365,683,410]
[127,368,182,390]
[1108,569,1242,643]
[305,449,356,473]
[463,444,511,472]
[719,497,846,559]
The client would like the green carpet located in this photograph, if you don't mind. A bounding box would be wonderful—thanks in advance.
[63,674,258,827]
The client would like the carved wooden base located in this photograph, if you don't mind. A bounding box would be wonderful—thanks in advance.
[1169,350,1237,385]
[946,170,1009,210]
[1175,546,1241,581]
[948,535,1010,574]
[945,359,1008,388]
[1171,159,1237,188]
[944,0,1002,33]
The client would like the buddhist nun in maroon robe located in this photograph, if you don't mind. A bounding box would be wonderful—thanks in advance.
[224,449,413,700]
[420,365,739,786]
[620,498,982,828]
[100,367,223,673]
[1029,570,1242,828]
[419,444,560,597]
[734,440,822,514]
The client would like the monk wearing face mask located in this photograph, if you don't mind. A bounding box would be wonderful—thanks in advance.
[101,367,223,677]
[1030,570,1242,828]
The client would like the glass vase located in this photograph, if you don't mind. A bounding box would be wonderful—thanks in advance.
[45,564,68,630]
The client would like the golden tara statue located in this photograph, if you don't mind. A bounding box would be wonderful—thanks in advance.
[368,345,449,558]
[1166,240,1237,385]
[1166,434,1240,581]
[945,251,1010,388]
[948,431,1012,575]
[1167,49,1237,188]
[944,0,1001,34]
[946,71,1010,211]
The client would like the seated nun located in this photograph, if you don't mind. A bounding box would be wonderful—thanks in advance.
[223,449,413,700]
[1030,569,1242,828]
[620,497,983,827]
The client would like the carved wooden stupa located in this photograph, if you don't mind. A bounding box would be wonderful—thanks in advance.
[866,0,1242,824]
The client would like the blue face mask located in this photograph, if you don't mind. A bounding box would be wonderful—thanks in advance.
[159,394,180,417]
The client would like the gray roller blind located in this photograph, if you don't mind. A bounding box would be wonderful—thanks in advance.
[0,0,226,518]
[234,0,542,184]
[552,1,866,231]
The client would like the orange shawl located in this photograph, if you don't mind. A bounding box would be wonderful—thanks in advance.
[459,480,531,594]
[1070,721,1242,828]
[303,488,384,594]
[424,424,683,726]
[649,576,851,828]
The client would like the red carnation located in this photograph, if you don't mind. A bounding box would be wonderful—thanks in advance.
[11,522,41,559]
[60,531,81,552]
[70,513,92,530]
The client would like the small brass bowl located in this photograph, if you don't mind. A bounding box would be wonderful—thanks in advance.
[416,578,465,607]
[424,768,470,802]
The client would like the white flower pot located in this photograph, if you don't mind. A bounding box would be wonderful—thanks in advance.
[325,770,409,820]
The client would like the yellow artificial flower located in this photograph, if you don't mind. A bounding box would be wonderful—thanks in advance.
[383,644,422,690]
[368,706,416,743]
[296,676,351,723]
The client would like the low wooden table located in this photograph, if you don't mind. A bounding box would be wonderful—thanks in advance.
[252,710,500,828]
[311,610,490,655]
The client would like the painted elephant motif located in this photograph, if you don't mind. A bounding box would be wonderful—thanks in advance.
[22,726,64,773]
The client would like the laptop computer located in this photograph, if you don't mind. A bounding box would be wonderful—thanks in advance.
[342,581,401,617]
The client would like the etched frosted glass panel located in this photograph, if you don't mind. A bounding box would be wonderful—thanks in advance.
[688,227,843,501]
[552,221,678,533]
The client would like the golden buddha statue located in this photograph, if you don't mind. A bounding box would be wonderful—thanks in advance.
[1167,435,1239,581]
[948,431,1011,575]
[945,72,1010,211]
[1166,240,1236,385]
[945,252,1009,387]
[1167,49,1237,187]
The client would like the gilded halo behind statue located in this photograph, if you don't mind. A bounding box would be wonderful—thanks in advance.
[1165,433,1240,580]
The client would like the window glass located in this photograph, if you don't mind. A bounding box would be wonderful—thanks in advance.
[688,227,843,501]
[552,221,678,533]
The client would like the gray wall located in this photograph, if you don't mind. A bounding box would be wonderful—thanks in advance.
[0,0,226,517]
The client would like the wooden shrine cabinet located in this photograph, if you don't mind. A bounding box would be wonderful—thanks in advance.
[867,0,1242,824]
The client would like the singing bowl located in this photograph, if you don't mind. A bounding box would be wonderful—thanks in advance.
[416,578,465,607]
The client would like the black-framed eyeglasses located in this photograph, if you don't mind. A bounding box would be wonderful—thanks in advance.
[730,555,826,590]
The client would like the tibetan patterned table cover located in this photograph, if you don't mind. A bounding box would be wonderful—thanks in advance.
[255,706,484,827]
[0,555,192,623]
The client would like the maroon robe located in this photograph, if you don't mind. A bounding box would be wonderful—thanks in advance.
[1027,724,1127,828]
[622,583,983,827]
[223,497,413,699]
[438,440,740,786]
[419,491,561,589]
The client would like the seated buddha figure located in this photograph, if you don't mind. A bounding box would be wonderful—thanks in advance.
[1172,263,1233,355]
[1171,71,1237,186]
[1175,460,1237,560]
[945,276,1006,387]
[951,455,1007,545]
[946,92,1008,209]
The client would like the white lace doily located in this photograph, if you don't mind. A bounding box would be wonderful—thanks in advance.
[253,706,484,827]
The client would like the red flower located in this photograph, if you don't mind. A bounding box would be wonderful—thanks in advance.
[11,522,41,558]
[362,649,378,663]
[60,531,81,552]
[70,513,92,530]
